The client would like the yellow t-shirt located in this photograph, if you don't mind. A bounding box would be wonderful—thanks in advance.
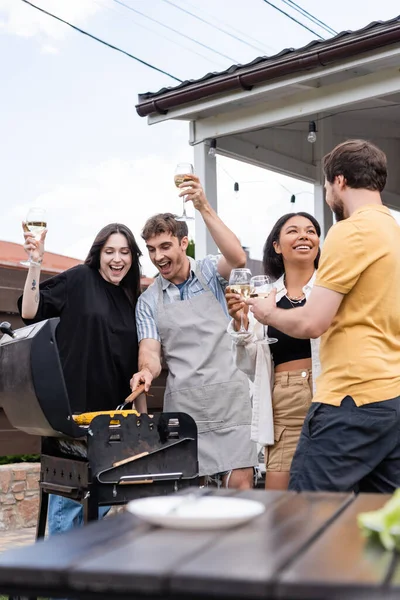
[314,204,400,406]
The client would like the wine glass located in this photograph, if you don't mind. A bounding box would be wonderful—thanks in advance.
[174,163,195,221]
[250,275,278,344]
[228,268,252,335]
[20,207,47,267]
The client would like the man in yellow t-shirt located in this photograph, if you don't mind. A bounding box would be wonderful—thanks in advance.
[247,139,400,493]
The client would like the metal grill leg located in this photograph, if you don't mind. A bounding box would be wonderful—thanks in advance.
[35,487,48,540]
[83,488,99,524]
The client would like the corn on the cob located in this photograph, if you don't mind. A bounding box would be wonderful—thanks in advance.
[72,409,139,426]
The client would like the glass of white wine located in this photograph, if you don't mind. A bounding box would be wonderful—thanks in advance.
[229,268,252,335]
[250,275,278,344]
[174,163,195,221]
[20,207,47,267]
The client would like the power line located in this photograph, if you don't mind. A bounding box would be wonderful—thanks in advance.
[161,0,270,55]
[180,0,274,54]
[93,0,225,69]
[20,0,182,82]
[112,0,239,63]
[261,0,324,40]
[283,0,337,36]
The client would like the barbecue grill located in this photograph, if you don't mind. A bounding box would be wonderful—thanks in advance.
[0,318,198,538]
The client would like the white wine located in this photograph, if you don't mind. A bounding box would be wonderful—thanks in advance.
[26,221,47,238]
[230,284,251,299]
[174,175,193,188]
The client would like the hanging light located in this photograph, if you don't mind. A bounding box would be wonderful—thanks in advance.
[208,138,217,157]
[307,121,317,144]
[234,182,240,198]
[290,194,296,203]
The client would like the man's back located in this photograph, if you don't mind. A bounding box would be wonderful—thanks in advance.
[315,204,400,406]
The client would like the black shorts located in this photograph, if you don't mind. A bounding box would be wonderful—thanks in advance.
[289,395,400,493]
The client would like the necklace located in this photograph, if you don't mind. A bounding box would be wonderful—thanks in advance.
[285,294,306,308]
[283,276,306,304]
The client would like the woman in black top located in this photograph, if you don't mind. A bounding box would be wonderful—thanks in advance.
[227,212,321,491]
[18,222,143,534]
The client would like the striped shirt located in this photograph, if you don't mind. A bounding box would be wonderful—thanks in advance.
[136,255,229,342]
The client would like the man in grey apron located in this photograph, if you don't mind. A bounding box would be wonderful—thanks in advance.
[132,175,258,488]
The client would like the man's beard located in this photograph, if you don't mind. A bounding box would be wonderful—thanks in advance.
[331,197,346,222]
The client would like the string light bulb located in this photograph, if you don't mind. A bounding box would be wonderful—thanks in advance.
[307,121,317,144]
[208,138,217,157]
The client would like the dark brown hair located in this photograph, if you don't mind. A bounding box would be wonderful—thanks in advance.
[84,223,142,305]
[324,139,387,192]
[262,212,321,280]
[141,213,188,243]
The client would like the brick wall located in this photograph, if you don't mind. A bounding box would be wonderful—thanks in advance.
[0,463,40,530]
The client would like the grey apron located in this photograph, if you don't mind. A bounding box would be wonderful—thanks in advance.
[156,266,258,476]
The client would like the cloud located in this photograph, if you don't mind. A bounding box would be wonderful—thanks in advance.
[0,0,108,47]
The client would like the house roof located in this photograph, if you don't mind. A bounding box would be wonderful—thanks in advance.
[0,240,82,274]
[136,15,400,118]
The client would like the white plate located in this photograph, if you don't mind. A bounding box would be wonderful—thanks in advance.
[127,494,265,530]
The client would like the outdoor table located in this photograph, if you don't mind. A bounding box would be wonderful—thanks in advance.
[0,489,398,599]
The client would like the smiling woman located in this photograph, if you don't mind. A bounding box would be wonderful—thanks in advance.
[227,212,322,491]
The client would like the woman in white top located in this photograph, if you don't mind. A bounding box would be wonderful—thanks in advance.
[227,212,321,490]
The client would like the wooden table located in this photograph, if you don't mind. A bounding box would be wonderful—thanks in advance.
[0,490,398,599]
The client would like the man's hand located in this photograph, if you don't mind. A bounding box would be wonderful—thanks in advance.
[246,288,277,325]
[130,368,153,393]
[178,174,209,212]
[226,286,249,331]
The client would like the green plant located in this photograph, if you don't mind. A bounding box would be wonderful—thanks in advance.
[186,239,195,259]
[0,454,40,465]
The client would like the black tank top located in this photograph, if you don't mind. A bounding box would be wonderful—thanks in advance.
[268,295,311,367]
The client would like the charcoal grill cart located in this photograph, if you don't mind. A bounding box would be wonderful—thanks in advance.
[0,319,198,538]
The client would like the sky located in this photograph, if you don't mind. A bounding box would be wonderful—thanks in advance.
[0,0,398,276]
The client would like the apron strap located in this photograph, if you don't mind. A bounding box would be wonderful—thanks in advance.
[193,262,212,293]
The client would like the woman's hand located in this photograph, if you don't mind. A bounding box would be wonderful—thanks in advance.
[225,286,249,332]
[22,223,47,265]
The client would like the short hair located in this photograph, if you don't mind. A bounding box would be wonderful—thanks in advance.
[141,213,188,243]
[323,139,387,192]
[262,212,321,280]
[84,223,142,305]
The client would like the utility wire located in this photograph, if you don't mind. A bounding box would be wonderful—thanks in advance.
[261,0,324,40]
[161,0,270,55]
[180,0,274,54]
[283,0,337,36]
[20,0,182,82]
[112,0,239,63]
[93,0,225,69]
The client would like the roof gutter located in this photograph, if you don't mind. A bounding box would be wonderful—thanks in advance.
[135,21,400,118]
